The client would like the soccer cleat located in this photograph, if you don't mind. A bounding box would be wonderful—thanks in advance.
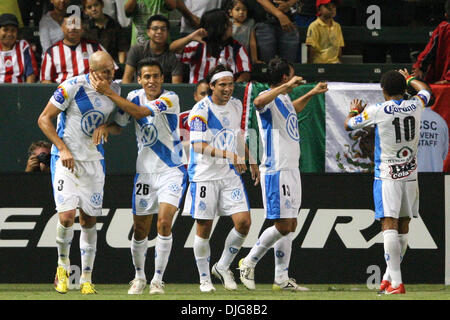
[212,262,237,291]
[54,266,69,294]
[272,278,310,292]
[385,283,406,295]
[199,279,216,293]
[128,278,146,295]
[80,282,97,294]
[238,258,255,290]
[378,280,391,294]
[149,279,165,295]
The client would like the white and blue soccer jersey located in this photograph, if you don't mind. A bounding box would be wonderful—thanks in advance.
[114,89,186,174]
[188,96,243,182]
[256,91,301,173]
[347,89,431,181]
[49,74,120,161]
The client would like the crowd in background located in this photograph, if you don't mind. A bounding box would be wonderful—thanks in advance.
[0,0,449,85]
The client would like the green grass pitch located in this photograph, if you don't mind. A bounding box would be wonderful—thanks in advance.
[0,283,448,300]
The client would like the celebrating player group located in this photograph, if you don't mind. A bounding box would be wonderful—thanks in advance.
[38,50,432,296]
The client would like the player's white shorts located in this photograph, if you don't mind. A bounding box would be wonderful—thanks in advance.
[132,166,188,215]
[51,155,105,216]
[261,168,302,219]
[373,179,419,220]
[183,174,250,220]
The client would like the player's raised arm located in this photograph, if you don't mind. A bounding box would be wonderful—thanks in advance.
[37,102,74,171]
[398,68,433,104]
[292,82,328,113]
[90,72,151,119]
[344,98,367,131]
[253,75,304,110]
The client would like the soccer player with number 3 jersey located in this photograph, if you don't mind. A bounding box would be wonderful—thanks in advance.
[239,58,328,291]
[344,69,432,294]
[38,51,119,295]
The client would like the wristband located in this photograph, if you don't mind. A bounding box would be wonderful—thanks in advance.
[406,76,415,86]
[349,109,359,115]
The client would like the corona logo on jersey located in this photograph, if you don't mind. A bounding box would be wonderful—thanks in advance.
[389,158,417,179]
[81,110,105,137]
[286,113,300,141]
[140,123,158,147]
[384,104,417,115]
[213,128,236,151]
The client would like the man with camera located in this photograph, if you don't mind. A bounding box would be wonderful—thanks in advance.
[25,140,51,173]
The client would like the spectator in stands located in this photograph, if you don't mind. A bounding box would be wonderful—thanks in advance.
[295,0,316,27]
[418,107,449,172]
[25,140,51,173]
[0,0,24,27]
[250,0,300,63]
[225,0,263,65]
[39,0,70,54]
[412,0,450,84]
[124,0,176,46]
[82,0,129,64]
[0,13,38,83]
[305,0,344,64]
[122,14,183,83]
[40,13,109,83]
[177,0,222,37]
[170,8,251,83]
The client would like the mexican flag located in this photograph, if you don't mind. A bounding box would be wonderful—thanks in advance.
[243,82,384,173]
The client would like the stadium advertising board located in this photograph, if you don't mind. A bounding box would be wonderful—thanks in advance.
[0,173,447,284]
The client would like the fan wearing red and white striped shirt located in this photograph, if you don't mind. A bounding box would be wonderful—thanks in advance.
[40,14,107,84]
[0,14,38,83]
[170,9,251,84]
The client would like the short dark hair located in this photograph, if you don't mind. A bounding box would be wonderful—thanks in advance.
[82,0,104,7]
[380,70,406,97]
[196,78,208,89]
[136,58,163,76]
[146,14,170,30]
[28,140,51,156]
[267,57,293,86]
[205,64,233,95]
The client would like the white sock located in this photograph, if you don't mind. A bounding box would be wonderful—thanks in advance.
[153,233,172,282]
[217,228,246,271]
[383,229,402,288]
[274,232,293,284]
[56,220,73,270]
[193,235,211,282]
[382,233,408,283]
[244,226,284,268]
[80,225,97,284]
[131,235,148,280]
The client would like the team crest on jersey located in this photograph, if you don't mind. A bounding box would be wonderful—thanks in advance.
[168,183,181,193]
[231,188,243,201]
[139,199,148,208]
[140,123,158,147]
[4,59,13,68]
[396,146,413,159]
[53,86,68,104]
[213,128,236,151]
[222,117,230,127]
[81,110,105,137]
[190,117,207,132]
[90,193,102,206]
[198,201,206,211]
[56,194,64,204]
[93,97,102,108]
[286,113,300,141]
[389,158,417,179]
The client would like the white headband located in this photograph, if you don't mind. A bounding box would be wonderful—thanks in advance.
[210,71,234,83]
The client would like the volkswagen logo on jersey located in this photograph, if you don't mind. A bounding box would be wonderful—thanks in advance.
[81,110,105,137]
[286,113,300,141]
[90,193,102,206]
[231,188,243,201]
[213,129,236,151]
[140,123,158,147]
[168,183,181,193]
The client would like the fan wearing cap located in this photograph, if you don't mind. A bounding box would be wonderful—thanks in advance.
[0,13,38,83]
[305,0,344,64]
